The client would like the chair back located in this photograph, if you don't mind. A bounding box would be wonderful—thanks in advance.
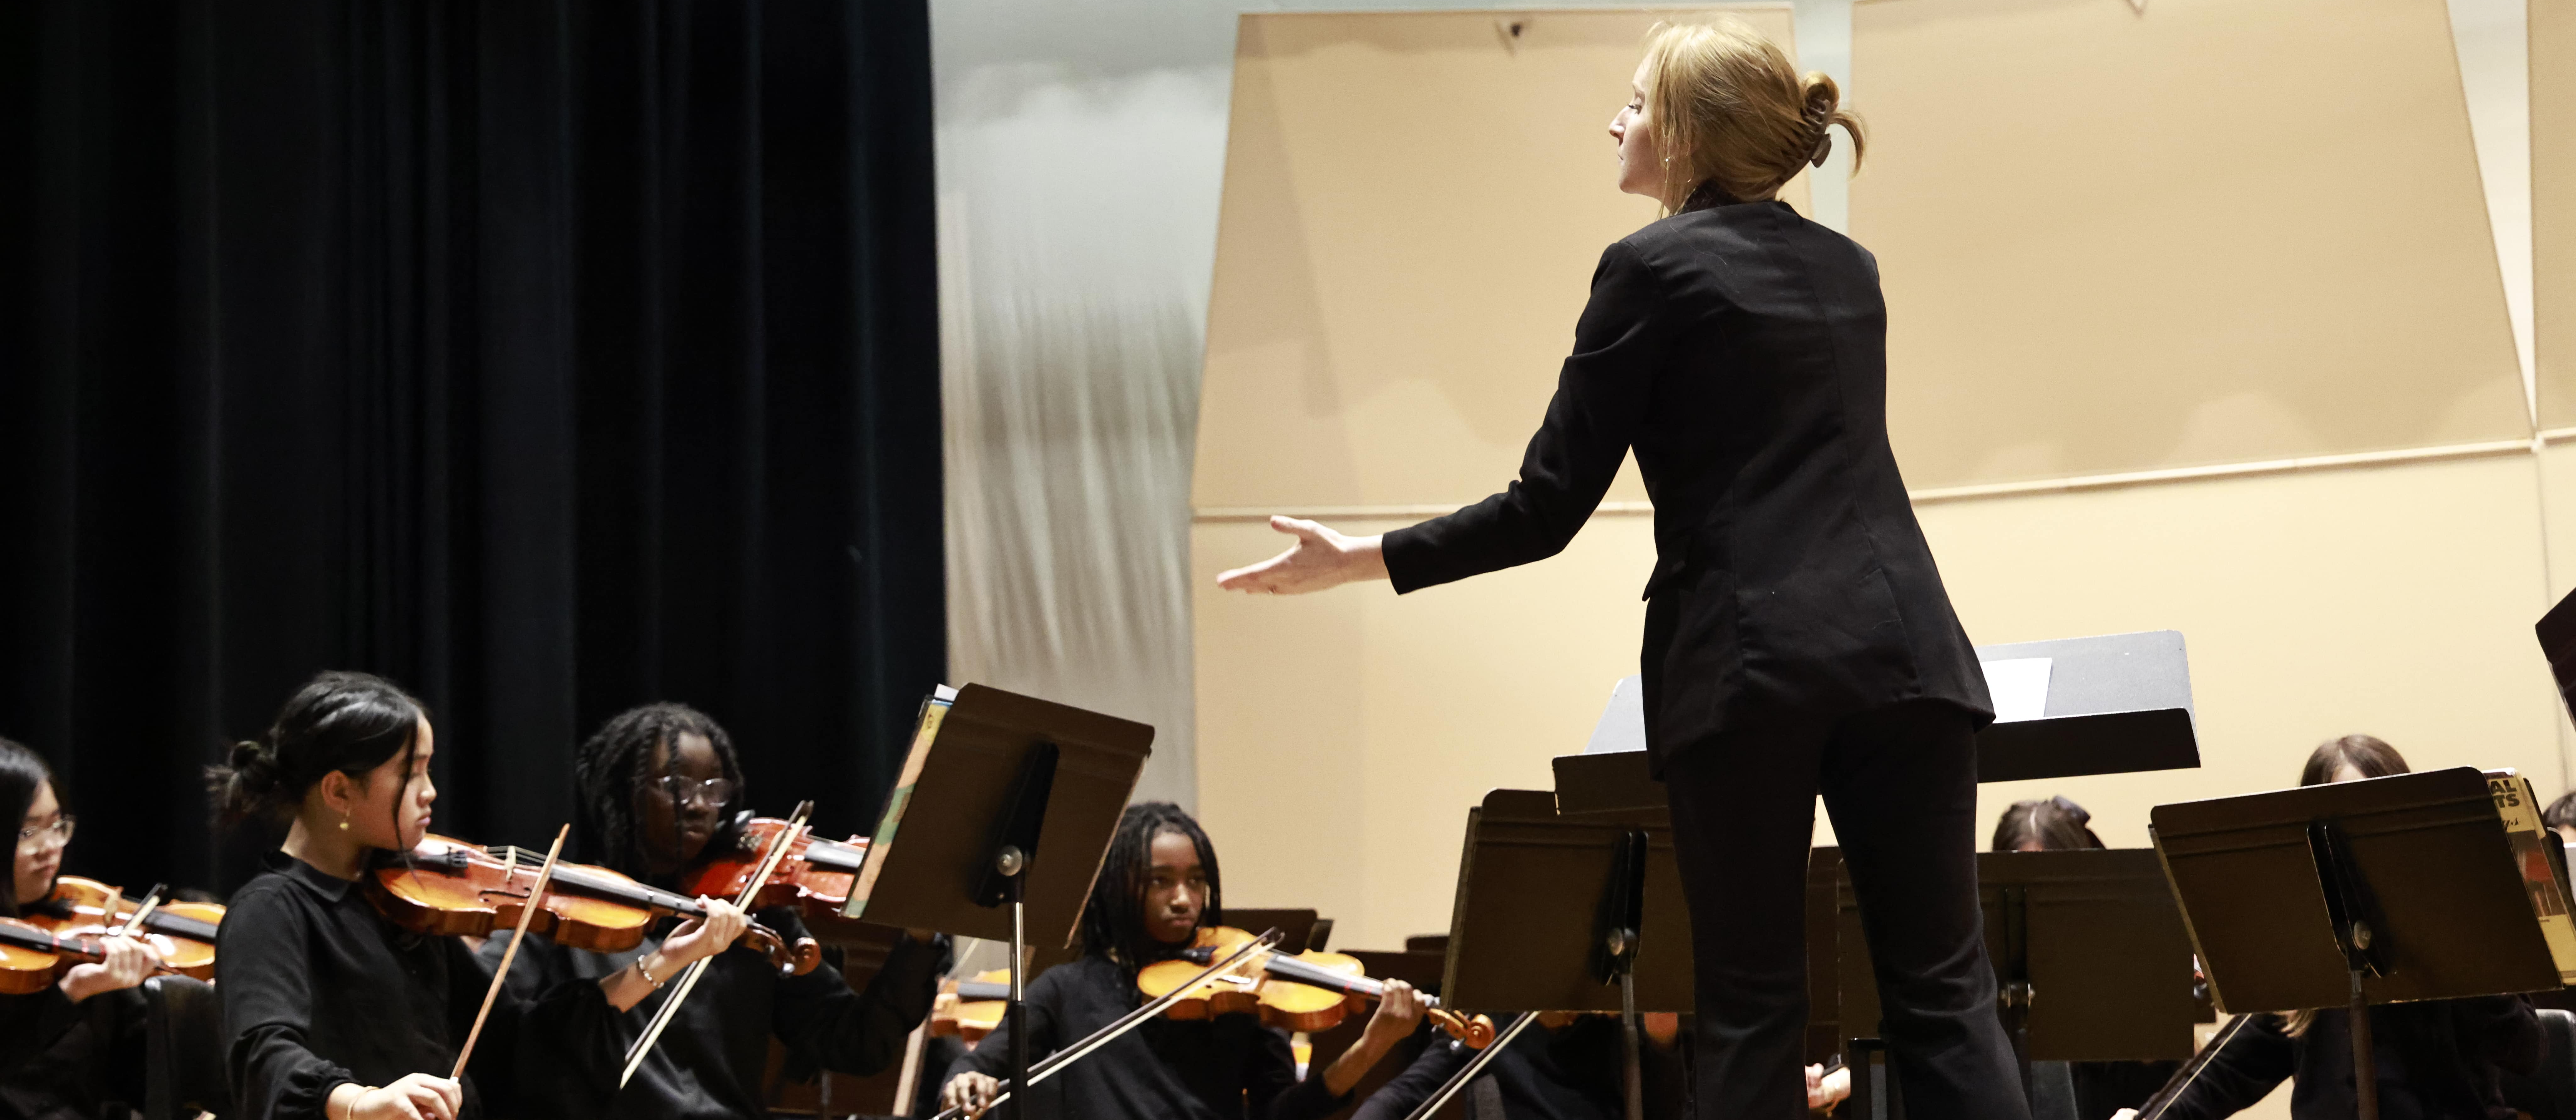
[142,975,228,1120]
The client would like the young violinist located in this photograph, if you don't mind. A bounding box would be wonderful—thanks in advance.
[2111,736,2544,1120]
[1987,797,2174,1120]
[2,736,157,1120]
[938,801,1427,1120]
[209,671,746,1120]
[1213,20,2025,1119]
[484,701,950,1119]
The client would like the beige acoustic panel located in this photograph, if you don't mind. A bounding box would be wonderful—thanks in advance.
[2542,0,2576,428]
[1192,512,1653,951]
[1196,8,1804,512]
[1912,454,2564,857]
[1195,454,2566,952]
[1852,0,2524,487]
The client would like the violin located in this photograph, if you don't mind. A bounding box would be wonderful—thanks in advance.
[367,835,822,976]
[928,969,1014,1042]
[26,877,223,982]
[684,814,874,940]
[0,917,179,995]
[1136,927,1497,1048]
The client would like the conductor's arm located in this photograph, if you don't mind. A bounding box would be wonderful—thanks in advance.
[1217,240,1670,596]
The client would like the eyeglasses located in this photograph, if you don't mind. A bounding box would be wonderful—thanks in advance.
[17,815,74,854]
[653,776,736,808]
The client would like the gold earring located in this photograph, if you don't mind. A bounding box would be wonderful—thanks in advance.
[338,807,351,832]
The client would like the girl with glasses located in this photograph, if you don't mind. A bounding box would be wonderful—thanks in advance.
[480,701,951,1120]
[1,736,158,1120]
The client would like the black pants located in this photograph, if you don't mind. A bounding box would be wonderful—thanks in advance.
[1662,699,2029,1120]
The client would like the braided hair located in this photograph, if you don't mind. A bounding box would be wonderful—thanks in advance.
[572,702,746,877]
[1077,802,1222,971]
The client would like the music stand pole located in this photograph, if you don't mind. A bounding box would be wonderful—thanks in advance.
[2308,820,2381,1120]
[976,745,1058,1120]
[1594,829,1648,1120]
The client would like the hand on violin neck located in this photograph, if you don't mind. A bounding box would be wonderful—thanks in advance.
[1320,978,1428,1096]
[57,933,158,1002]
[658,896,752,968]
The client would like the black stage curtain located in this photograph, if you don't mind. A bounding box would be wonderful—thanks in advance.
[0,0,943,895]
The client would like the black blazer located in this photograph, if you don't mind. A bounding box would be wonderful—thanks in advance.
[1382,199,1991,769]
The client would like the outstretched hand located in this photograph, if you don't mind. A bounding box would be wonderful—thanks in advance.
[1213,516,1387,595]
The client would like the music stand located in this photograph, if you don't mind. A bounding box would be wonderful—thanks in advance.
[2151,767,2576,1120]
[1441,789,1692,1120]
[1556,631,2199,814]
[1226,908,1321,955]
[1831,849,2201,1105]
[1974,630,2201,782]
[843,684,1154,1120]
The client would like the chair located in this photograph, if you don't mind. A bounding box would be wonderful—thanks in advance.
[142,975,228,1120]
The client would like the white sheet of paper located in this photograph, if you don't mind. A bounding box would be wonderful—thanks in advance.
[1585,675,1648,755]
[1981,657,2053,723]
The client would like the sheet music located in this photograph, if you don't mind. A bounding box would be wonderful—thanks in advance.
[1981,657,2053,723]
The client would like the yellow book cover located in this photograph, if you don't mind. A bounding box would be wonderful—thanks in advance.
[2486,769,2576,985]
[847,688,954,918]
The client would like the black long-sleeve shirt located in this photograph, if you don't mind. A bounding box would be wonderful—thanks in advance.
[0,984,143,1120]
[2160,998,2544,1120]
[1349,1016,1685,1120]
[215,852,606,1120]
[942,955,1348,1120]
[480,907,947,1119]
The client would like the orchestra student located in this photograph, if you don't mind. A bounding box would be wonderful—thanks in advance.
[208,671,744,1120]
[485,701,949,1119]
[2112,735,2544,1120]
[1,736,156,1120]
[1213,18,2023,1119]
[938,802,1426,1119]
[1991,796,2175,1118]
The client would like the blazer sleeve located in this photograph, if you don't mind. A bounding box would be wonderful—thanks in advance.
[1382,239,1674,594]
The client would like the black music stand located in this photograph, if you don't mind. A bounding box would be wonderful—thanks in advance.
[1971,630,2200,782]
[1442,789,1692,1120]
[1831,849,2201,1109]
[2151,768,2576,1120]
[1556,631,2200,815]
[843,684,1154,1120]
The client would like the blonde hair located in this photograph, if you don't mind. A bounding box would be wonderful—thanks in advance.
[1640,20,1865,210]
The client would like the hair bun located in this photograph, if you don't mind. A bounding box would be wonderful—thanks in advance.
[2048,795,2092,826]
[228,740,277,788]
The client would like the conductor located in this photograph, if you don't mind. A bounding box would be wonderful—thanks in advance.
[1215,20,2026,1120]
